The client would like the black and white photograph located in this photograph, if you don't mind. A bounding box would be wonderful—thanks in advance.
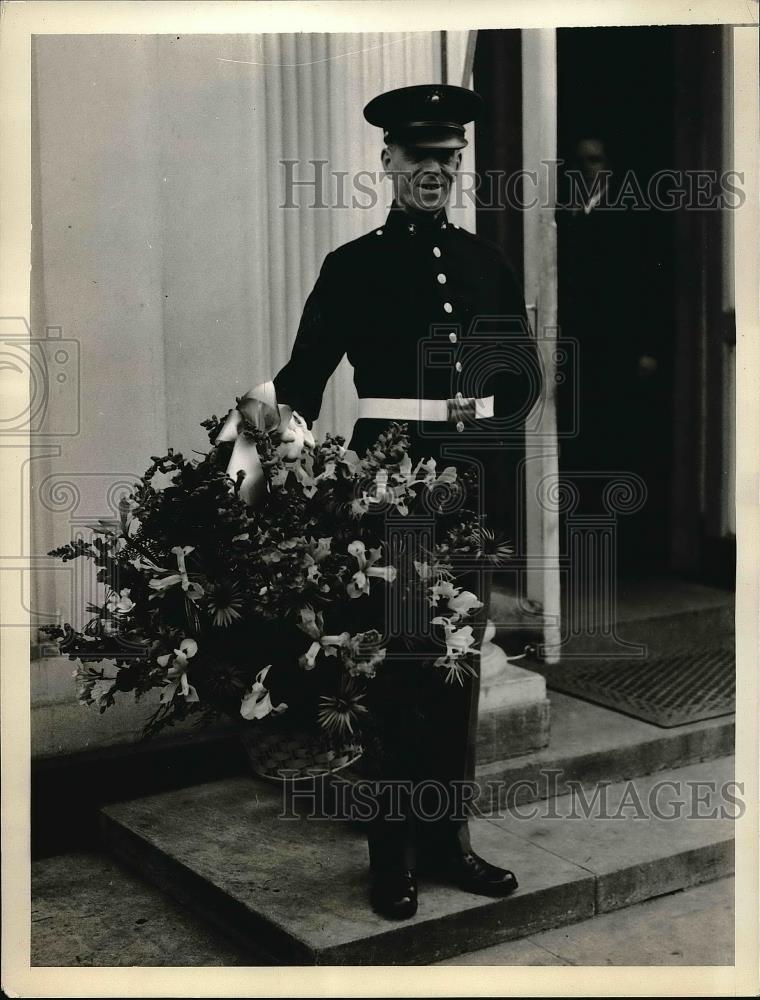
[1,0,758,994]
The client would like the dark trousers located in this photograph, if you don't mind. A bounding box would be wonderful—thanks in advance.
[347,419,491,872]
[358,573,490,873]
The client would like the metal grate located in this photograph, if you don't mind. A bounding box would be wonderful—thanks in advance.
[541,645,735,728]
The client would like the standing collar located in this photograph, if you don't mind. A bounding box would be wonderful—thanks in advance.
[383,201,450,238]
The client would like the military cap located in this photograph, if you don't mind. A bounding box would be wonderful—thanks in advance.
[363,84,484,150]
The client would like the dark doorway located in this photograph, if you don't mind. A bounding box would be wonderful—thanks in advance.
[555,26,677,577]
[474,26,733,589]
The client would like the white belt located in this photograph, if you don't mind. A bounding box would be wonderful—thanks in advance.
[357,395,495,422]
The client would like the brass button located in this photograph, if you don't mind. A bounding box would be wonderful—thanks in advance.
[437,273,447,284]
[433,246,441,258]
[449,331,457,343]
[456,420,465,433]
[455,361,463,372]
[443,302,453,314]
[375,229,383,236]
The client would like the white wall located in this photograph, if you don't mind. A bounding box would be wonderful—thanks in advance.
[30,31,475,756]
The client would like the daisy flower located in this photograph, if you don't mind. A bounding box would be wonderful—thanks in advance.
[473,526,514,565]
[205,580,244,627]
[317,678,368,737]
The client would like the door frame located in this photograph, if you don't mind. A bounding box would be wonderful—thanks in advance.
[672,24,736,586]
[521,29,562,661]
[473,27,562,662]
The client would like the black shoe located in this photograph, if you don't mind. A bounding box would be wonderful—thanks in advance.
[369,869,418,920]
[427,851,519,897]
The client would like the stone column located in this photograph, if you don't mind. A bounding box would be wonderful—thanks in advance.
[476,619,550,765]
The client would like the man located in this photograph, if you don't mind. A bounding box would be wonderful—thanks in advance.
[556,134,666,569]
[273,84,541,919]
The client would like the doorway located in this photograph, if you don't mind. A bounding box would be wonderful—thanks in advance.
[555,26,677,577]
[475,26,734,587]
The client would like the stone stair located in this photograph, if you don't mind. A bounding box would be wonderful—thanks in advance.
[474,691,734,810]
[490,578,734,661]
[100,750,736,965]
[94,578,736,964]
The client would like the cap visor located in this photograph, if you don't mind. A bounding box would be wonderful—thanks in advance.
[407,135,467,150]
[388,127,467,150]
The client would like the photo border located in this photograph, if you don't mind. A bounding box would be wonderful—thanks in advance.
[1,2,757,996]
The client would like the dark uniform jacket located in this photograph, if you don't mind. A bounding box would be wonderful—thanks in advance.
[274,203,541,465]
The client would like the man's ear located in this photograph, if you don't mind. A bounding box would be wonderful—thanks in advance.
[381,146,392,173]
[454,150,463,171]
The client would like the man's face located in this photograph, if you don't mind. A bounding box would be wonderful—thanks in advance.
[381,143,462,214]
[575,138,608,186]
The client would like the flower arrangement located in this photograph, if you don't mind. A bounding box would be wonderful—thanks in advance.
[42,393,499,746]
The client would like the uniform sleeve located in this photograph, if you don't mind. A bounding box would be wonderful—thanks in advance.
[273,251,346,426]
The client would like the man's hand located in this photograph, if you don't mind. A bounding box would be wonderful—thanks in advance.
[274,405,315,460]
[274,403,294,440]
[446,395,477,424]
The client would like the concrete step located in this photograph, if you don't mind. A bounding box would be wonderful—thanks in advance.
[474,691,734,810]
[437,877,735,966]
[483,756,736,915]
[100,757,735,965]
[490,579,734,660]
[30,852,736,967]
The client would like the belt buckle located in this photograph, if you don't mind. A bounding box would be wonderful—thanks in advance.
[446,395,476,424]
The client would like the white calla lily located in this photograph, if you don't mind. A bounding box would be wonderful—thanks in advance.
[347,542,397,599]
[240,665,288,720]
[296,606,349,669]
[448,590,483,619]
[148,545,204,602]
[432,616,479,685]
[106,588,135,615]
[158,638,200,703]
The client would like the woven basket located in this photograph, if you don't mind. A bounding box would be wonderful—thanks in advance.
[239,723,363,782]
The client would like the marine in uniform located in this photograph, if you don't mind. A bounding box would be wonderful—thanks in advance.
[273,84,541,919]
